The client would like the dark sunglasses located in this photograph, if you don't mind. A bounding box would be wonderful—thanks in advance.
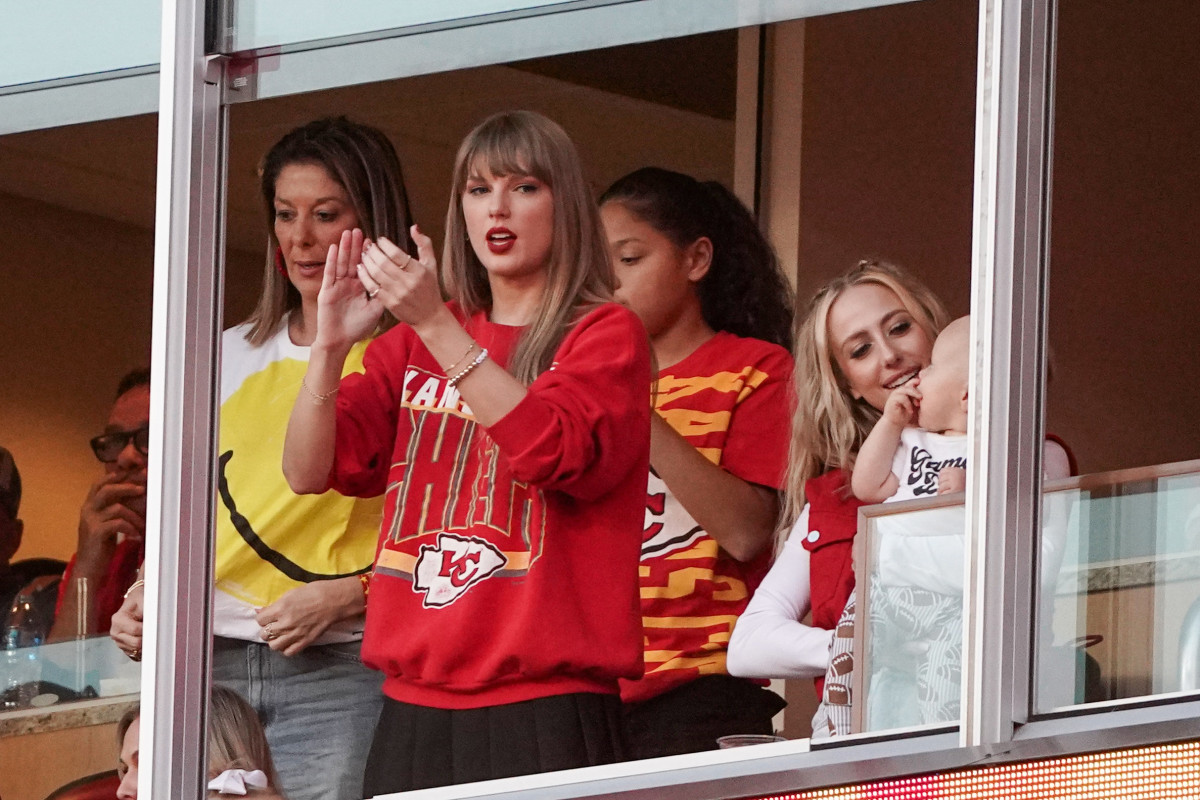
[90,426,150,463]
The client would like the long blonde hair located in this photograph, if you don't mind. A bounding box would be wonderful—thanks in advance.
[442,110,614,385]
[207,686,283,798]
[783,259,949,523]
[244,117,414,346]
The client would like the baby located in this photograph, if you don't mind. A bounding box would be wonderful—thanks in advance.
[817,316,972,737]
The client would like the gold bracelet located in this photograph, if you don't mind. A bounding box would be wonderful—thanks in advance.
[301,376,339,405]
[442,340,478,377]
[123,579,146,600]
[447,348,489,387]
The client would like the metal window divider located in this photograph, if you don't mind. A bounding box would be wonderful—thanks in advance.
[962,0,1057,752]
[141,0,226,795]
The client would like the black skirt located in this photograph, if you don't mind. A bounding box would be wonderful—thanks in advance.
[362,691,624,795]
[621,674,787,760]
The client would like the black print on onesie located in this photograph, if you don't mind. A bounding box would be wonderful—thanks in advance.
[906,447,968,497]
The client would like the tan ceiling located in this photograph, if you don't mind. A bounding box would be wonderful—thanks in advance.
[227,63,735,256]
[0,59,735,263]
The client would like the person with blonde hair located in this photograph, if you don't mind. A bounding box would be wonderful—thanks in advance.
[729,260,1075,737]
[283,110,650,792]
[727,259,949,735]
[115,704,141,800]
[114,688,287,799]
[207,686,286,799]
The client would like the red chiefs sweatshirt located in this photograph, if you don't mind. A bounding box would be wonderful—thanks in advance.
[328,302,650,709]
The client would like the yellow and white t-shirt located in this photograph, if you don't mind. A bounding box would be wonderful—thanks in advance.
[213,320,382,644]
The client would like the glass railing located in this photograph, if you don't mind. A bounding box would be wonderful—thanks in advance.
[0,0,160,91]
[217,0,596,53]
[1,633,139,713]
[851,460,1200,728]
[1034,460,1200,713]
[853,496,966,734]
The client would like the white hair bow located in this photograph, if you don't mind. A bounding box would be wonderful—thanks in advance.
[207,769,269,795]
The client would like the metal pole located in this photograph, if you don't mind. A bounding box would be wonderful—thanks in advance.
[962,0,1057,749]
[140,0,225,795]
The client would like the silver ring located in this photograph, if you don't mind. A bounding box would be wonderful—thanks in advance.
[263,624,277,641]
[367,287,380,299]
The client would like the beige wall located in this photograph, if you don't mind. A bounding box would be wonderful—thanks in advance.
[0,190,261,562]
[796,0,977,319]
[0,714,122,800]
[0,192,154,563]
[796,0,1200,475]
[1046,0,1200,475]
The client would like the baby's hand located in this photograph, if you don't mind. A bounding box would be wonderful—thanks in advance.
[937,466,966,494]
[882,379,921,427]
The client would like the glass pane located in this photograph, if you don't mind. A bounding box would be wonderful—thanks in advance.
[1037,0,1200,715]
[0,113,156,796]
[1034,467,1200,712]
[221,0,589,53]
[0,0,160,90]
[789,0,977,740]
[854,499,965,734]
[212,28,742,790]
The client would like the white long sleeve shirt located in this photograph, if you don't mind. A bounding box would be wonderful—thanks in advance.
[727,507,835,680]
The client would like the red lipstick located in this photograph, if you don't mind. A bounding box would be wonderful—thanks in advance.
[486,226,516,254]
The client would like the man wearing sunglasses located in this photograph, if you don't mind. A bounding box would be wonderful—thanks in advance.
[48,369,151,642]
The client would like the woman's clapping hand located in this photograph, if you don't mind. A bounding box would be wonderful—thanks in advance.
[315,228,380,354]
[356,225,443,330]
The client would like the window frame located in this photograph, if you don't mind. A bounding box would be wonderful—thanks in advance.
[10,0,1193,797]
[144,0,1066,795]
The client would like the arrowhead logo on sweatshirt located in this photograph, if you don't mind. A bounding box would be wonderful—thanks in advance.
[413,533,507,608]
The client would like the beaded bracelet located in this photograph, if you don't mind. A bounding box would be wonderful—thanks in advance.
[442,340,478,377]
[358,573,371,606]
[447,348,489,387]
[301,376,339,405]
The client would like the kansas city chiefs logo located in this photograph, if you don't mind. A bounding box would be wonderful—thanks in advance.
[640,468,706,560]
[413,533,507,608]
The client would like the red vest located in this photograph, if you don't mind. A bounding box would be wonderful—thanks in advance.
[802,469,865,635]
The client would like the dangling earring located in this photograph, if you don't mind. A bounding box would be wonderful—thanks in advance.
[274,247,288,277]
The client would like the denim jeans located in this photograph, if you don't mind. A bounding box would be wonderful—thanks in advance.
[213,637,383,800]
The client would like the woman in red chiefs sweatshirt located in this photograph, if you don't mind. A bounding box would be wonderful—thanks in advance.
[284,110,650,794]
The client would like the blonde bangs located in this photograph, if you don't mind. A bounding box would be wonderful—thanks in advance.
[443,111,615,385]
[457,134,552,189]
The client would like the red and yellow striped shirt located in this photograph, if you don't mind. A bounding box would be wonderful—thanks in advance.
[621,331,793,704]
